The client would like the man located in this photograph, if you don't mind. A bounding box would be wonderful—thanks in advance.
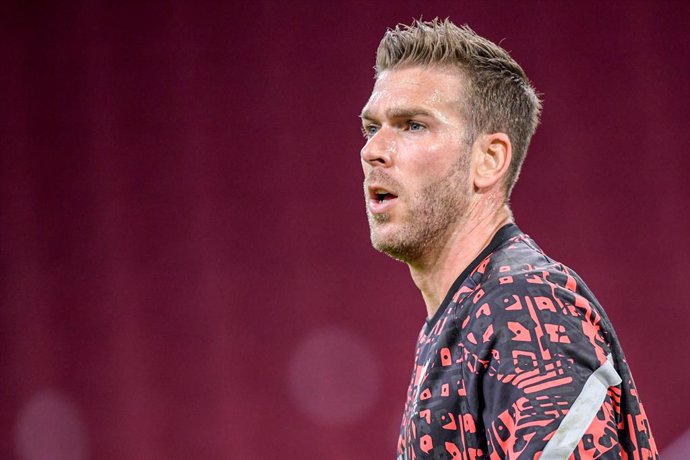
[360,19,657,459]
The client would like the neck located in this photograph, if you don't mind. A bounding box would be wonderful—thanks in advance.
[408,202,513,319]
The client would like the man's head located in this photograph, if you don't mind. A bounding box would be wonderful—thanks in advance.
[360,19,541,264]
[374,18,541,197]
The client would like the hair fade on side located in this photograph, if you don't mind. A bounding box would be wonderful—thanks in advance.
[375,18,542,197]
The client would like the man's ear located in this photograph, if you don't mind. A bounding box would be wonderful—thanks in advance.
[473,133,512,190]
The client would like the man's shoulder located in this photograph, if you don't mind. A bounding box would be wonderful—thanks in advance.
[482,231,557,276]
[469,231,574,294]
[450,232,613,362]
[455,231,600,326]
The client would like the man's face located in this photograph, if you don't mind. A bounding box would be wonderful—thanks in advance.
[360,66,473,263]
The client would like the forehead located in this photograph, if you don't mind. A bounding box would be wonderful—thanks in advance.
[362,66,465,118]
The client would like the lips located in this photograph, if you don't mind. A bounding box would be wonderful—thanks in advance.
[367,185,399,214]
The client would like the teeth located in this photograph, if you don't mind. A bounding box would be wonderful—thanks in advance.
[370,188,396,203]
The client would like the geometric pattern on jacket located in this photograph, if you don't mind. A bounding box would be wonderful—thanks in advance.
[397,224,658,460]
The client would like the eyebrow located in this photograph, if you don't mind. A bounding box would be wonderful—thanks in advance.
[360,107,432,122]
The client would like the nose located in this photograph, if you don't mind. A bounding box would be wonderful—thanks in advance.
[360,128,394,168]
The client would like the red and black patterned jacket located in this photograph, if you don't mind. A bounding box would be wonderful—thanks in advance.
[398,224,657,459]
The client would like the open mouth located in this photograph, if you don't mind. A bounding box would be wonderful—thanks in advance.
[374,191,397,203]
[367,186,399,213]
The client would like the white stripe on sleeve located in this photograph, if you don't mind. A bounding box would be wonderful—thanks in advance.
[540,353,622,460]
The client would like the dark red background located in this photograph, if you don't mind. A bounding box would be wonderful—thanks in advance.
[2,1,689,459]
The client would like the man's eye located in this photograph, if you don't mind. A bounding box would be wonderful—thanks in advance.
[362,125,379,138]
[409,121,425,131]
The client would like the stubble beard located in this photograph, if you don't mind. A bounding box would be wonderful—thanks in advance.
[367,155,472,264]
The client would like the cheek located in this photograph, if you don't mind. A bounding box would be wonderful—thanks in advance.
[423,137,466,170]
[403,142,454,177]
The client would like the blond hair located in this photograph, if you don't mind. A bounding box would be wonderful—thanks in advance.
[375,18,542,197]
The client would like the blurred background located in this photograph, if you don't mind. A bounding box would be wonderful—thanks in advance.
[2,1,689,459]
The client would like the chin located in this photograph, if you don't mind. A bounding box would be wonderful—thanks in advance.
[370,232,419,264]
[369,223,394,248]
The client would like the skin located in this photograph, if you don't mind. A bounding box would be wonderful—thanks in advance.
[360,65,514,318]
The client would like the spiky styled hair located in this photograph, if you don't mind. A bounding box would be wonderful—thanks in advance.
[376,18,542,197]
